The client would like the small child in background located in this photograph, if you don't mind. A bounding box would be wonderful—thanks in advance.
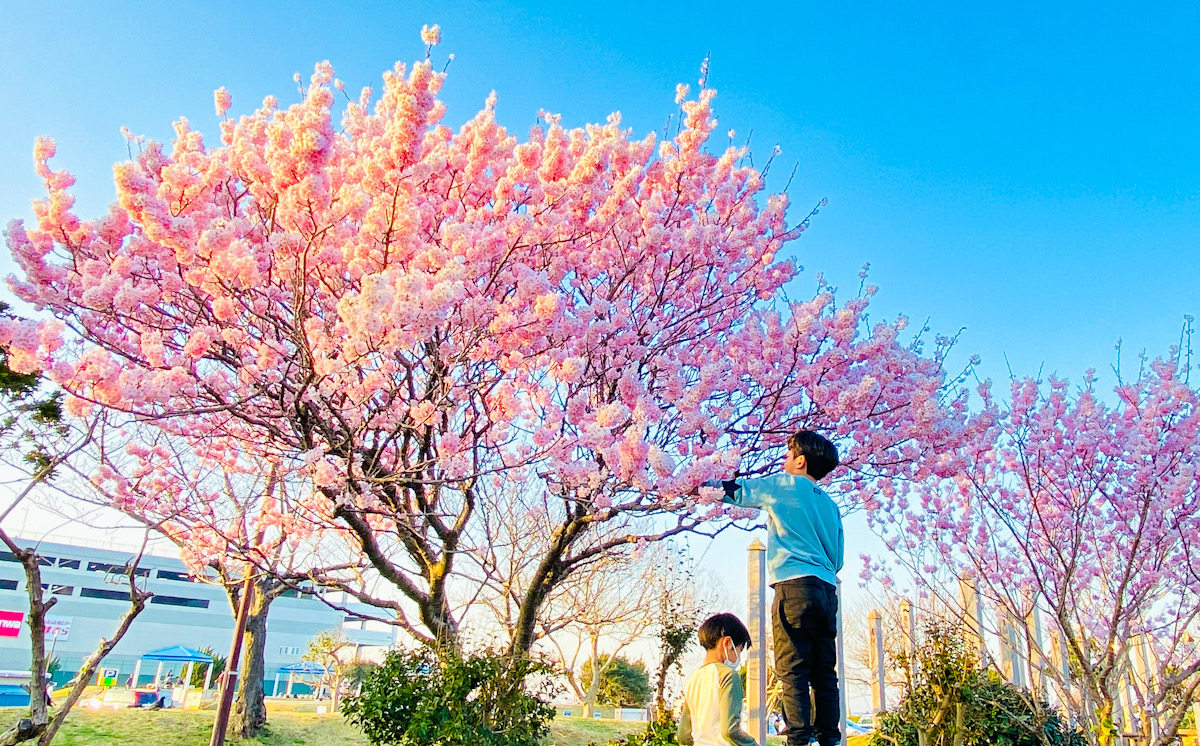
[678,613,757,746]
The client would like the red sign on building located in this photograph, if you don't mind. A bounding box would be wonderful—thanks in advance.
[0,611,24,637]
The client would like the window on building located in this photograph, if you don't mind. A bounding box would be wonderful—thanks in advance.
[155,569,194,582]
[150,595,210,609]
[86,561,150,577]
[35,556,54,567]
[80,587,132,601]
[0,552,18,563]
[0,579,18,591]
[40,584,73,596]
[57,558,80,570]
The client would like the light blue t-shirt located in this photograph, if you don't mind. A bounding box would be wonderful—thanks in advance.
[722,474,844,587]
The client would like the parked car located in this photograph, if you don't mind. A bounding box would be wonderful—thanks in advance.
[848,714,876,733]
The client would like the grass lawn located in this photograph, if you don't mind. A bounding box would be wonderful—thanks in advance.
[1,698,894,745]
[0,703,643,745]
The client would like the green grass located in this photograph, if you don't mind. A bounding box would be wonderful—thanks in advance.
[0,705,642,745]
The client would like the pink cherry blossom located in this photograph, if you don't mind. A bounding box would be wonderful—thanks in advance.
[214,86,232,117]
[6,52,977,653]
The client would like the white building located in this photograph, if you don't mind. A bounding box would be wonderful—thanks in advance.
[0,538,391,694]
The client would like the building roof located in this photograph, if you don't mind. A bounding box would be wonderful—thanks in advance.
[140,645,212,662]
[278,661,325,674]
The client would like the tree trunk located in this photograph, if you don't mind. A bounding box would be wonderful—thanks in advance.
[582,633,602,718]
[653,663,670,724]
[330,673,344,714]
[0,538,148,746]
[1095,697,1117,746]
[231,582,273,739]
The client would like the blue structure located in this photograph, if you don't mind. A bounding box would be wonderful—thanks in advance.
[273,661,326,697]
[132,645,214,693]
[0,684,29,707]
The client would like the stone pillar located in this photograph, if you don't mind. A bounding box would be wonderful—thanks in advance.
[1026,603,1044,694]
[958,574,986,661]
[868,609,887,712]
[1116,657,1136,739]
[900,598,916,684]
[1132,636,1159,741]
[746,539,768,745]
[998,614,1024,687]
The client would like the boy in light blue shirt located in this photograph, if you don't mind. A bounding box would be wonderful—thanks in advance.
[715,430,843,746]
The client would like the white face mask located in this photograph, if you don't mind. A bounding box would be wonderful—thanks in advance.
[722,640,744,667]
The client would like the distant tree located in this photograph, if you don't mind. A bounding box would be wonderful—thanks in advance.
[303,628,362,712]
[188,647,226,690]
[582,656,652,709]
[0,305,150,746]
[874,341,1200,746]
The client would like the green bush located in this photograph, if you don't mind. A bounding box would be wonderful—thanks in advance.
[341,647,556,746]
[188,646,225,689]
[871,621,1085,746]
[590,717,679,746]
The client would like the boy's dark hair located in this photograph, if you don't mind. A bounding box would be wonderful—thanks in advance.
[697,613,752,650]
[788,430,840,480]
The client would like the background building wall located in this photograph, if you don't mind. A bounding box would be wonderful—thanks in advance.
[0,539,365,692]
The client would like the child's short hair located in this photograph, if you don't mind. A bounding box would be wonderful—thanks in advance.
[697,613,752,650]
[788,430,839,480]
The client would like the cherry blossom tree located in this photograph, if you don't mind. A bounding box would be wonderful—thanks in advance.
[5,34,981,654]
[870,340,1200,746]
[70,430,366,738]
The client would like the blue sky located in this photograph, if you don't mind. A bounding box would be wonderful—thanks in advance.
[2,1,1198,669]
[3,1,1197,383]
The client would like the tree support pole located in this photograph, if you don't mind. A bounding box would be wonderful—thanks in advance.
[210,576,254,746]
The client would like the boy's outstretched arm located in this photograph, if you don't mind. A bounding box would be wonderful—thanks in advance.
[701,474,762,509]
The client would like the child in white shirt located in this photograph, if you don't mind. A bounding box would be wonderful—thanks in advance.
[678,613,758,746]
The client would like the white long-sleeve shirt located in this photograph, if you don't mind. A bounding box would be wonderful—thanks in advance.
[678,662,757,746]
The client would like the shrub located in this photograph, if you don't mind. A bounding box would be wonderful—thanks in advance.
[590,718,679,746]
[871,620,1085,746]
[341,647,556,746]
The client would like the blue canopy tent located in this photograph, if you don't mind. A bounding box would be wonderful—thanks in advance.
[273,661,326,698]
[131,645,214,700]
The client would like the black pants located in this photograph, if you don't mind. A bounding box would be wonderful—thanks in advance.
[773,576,840,746]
